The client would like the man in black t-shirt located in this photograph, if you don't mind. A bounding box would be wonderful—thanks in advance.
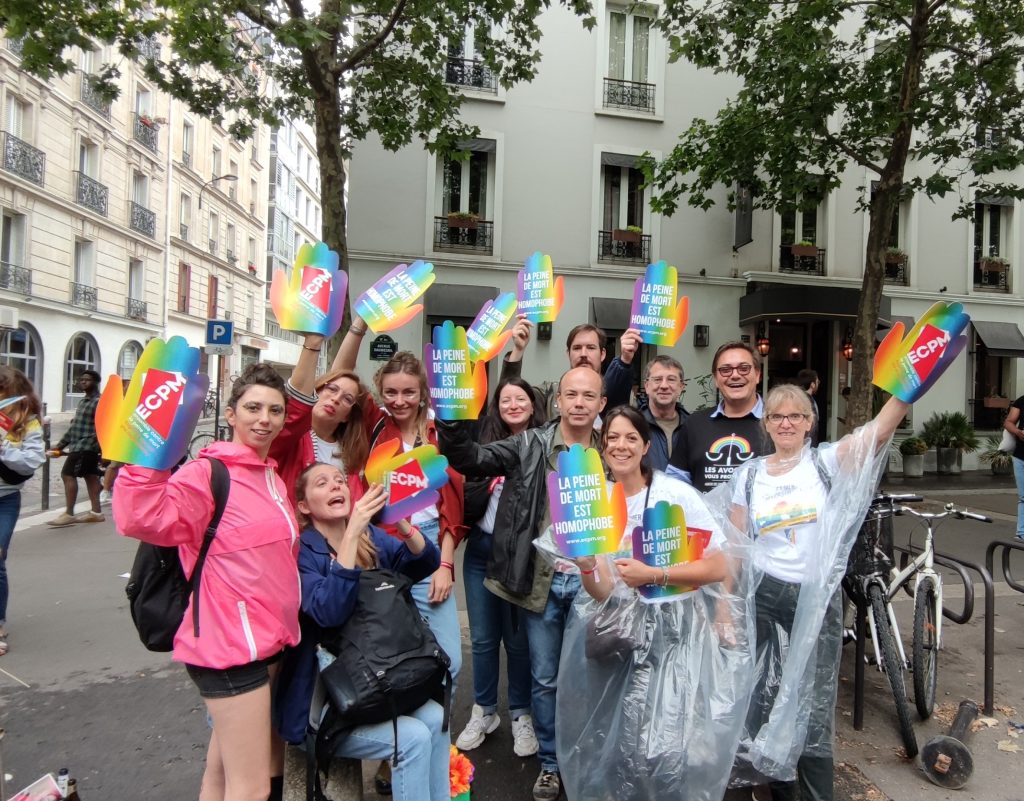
[1005,396,1024,540]
[668,340,770,492]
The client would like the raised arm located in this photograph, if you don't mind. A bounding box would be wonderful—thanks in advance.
[290,332,326,397]
[330,312,368,373]
[436,418,523,478]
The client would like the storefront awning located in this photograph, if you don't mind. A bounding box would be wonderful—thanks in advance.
[973,320,1024,358]
[738,284,892,327]
[590,297,632,332]
[425,283,497,322]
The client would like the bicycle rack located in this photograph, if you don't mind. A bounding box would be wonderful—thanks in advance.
[983,539,1024,716]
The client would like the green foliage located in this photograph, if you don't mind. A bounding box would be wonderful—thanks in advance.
[898,435,928,456]
[979,435,1013,468]
[689,372,717,411]
[920,412,979,452]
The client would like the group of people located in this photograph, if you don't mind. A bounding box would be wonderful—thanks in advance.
[101,307,919,801]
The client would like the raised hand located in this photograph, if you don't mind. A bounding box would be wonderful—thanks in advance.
[873,301,970,403]
[354,260,435,333]
[546,444,628,558]
[466,292,518,363]
[364,437,451,525]
[629,261,689,347]
[96,336,209,469]
[424,321,488,421]
[269,242,348,336]
[517,252,564,323]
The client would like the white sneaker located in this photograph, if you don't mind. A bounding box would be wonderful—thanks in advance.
[99,489,112,505]
[512,714,539,757]
[455,704,500,751]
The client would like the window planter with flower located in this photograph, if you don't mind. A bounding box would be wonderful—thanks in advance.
[790,239,818,258]
[980,255,1009,272]
[447,211,479,230]
[612,224,644,244]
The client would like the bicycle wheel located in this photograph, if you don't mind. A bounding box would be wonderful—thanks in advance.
[868,583,918,757]
[912,577,938,720]
[188,431,215,460]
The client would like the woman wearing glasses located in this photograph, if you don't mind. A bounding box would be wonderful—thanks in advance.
[722,382,911,801]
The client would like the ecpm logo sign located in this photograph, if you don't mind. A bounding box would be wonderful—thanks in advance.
[299,267,332,314]
[134,369,187,438]
[905,323,950,382]
[387,461,430,504]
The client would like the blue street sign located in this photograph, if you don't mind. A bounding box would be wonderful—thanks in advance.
[206,319,234,347]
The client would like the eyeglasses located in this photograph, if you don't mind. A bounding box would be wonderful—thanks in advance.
[766,413,810,425]
[320,383,357,407]
[716,363,754,377]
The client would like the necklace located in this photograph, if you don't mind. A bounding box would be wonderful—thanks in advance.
[310,430,347,477]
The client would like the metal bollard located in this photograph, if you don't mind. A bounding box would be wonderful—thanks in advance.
[921,699,979,789]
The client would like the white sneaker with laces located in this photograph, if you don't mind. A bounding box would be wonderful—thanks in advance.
[512,714,539,757]
[99,489,112,506]
[455,704,500,751]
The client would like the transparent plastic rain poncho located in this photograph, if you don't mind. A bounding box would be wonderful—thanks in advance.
[708,418,891,786]
[538,471,758,801]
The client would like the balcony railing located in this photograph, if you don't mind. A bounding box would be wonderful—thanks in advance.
[129,201,156,237]
[71,281,98,310]
[597,230,651,265]
[974,255,1010,292]
[432,216,494,254]
[1,131,45,186]
[883,252,908,286]
[445,57,498,93]
[6,37,24,57]
[209,239,218,256]
[74,171,109,217]
[136,35,160,62]
[179,223,189,241]
[132,113,159,153]
[603,77,656,114]
[182,150,192,168]
[126,297,147,321]
[79,72,111,119]
[779,243,826,275]
[0,262,31,294]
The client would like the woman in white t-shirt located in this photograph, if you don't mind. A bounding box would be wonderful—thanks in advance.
[725,383,910,801]
[557,406,747,801]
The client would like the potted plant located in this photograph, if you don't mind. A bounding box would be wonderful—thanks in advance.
[885,246,907,265]
[980,254,1009,272]
[899,436,928,478]
[446,211,479,229]
[138,114,154,128]
[612,225,644,243]
[790,239,818,257]
[921,411,978,475]
[979,435,1014,476]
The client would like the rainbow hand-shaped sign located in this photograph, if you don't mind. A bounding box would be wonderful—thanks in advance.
[517,252,564,323]
[873,301,970,403]
[629,261,689,346]
[631,502,713,600]
[546,445,627,558]
[364,437,451,524]
[424,321,488,421]
[466,292,518,363]
[355,261,435,333]
[269,242,348,336]
[96,336,209,469]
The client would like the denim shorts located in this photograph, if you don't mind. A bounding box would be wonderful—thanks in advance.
[185,651,282,699]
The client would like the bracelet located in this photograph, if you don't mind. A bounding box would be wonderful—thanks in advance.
[660,566,670,587]
[349,324,367,336]
[440,560,455,578]
[581,566,597,575]
[397,525,418,541]
[303,345,321,352]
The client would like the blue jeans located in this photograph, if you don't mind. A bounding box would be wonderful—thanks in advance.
[335,700,450,801]
[1014,457,1024,538]
[523,571,580,772]
[0,491,22,626]
[409,518,462,681]
[462,526,532,717]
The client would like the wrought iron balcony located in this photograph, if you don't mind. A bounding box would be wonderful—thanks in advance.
[6,37,24,57]
[883,252,908,286]
[597,230,651,265]
[209,239,218,256]
[126,297,147,321]
[433,216,494,254]
[974,254,1010,292]
[779,243,826,275]
[603,77,656,114]
[74,171,109,217]
[445,57,498,93]
[1,132,45,186]
[71,281,97,310]
[129,201,156,237]
[0,262,31,294]
[182,150,192,168]
[132,113,159,153]
[136,35,160,62]
[79,72,111,119]
[179,223,189,241]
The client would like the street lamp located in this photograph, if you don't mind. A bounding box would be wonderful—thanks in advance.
[198,173,238,209]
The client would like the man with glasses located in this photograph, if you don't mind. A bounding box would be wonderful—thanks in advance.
[604,328,689,470]
[668,340,769,492]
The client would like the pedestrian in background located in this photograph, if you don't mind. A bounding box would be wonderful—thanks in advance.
[1005,396,1024,540]
[47,369,104,527]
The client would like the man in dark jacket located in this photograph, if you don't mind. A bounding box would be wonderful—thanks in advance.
[438,366,605,801]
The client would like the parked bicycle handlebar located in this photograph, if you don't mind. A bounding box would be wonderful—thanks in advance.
[894,503,992,523]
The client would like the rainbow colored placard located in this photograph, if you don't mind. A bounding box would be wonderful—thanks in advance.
[516,252,564,323]
[424,321,488,421]
[873,301,970,403]
[364,437,451,524]
[545,445,627,558]
[354,261,435,333]
[628,261,689,346]
[96,337,209,469]
[466,292,518,363]
[631,502,713,600]
[269,242,348,336]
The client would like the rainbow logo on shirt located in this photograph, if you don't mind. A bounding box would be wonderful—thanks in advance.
[96,336,209,469]
[354,260,435,334]
[632,501,713,599]
[546,445,626,557]
[516,252,564,323]
[628,261,689,347]
[269,242,348,336]
[755,500,819,542]
[424,321,487,421]
[706,435,752,464]
[466,292,518,363]
[365,437,450,524]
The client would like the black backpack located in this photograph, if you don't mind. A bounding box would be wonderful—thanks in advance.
[310,568,452,797]
[124,457,230,652]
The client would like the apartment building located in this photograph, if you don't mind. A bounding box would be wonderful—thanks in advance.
[343,2,1024,467]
